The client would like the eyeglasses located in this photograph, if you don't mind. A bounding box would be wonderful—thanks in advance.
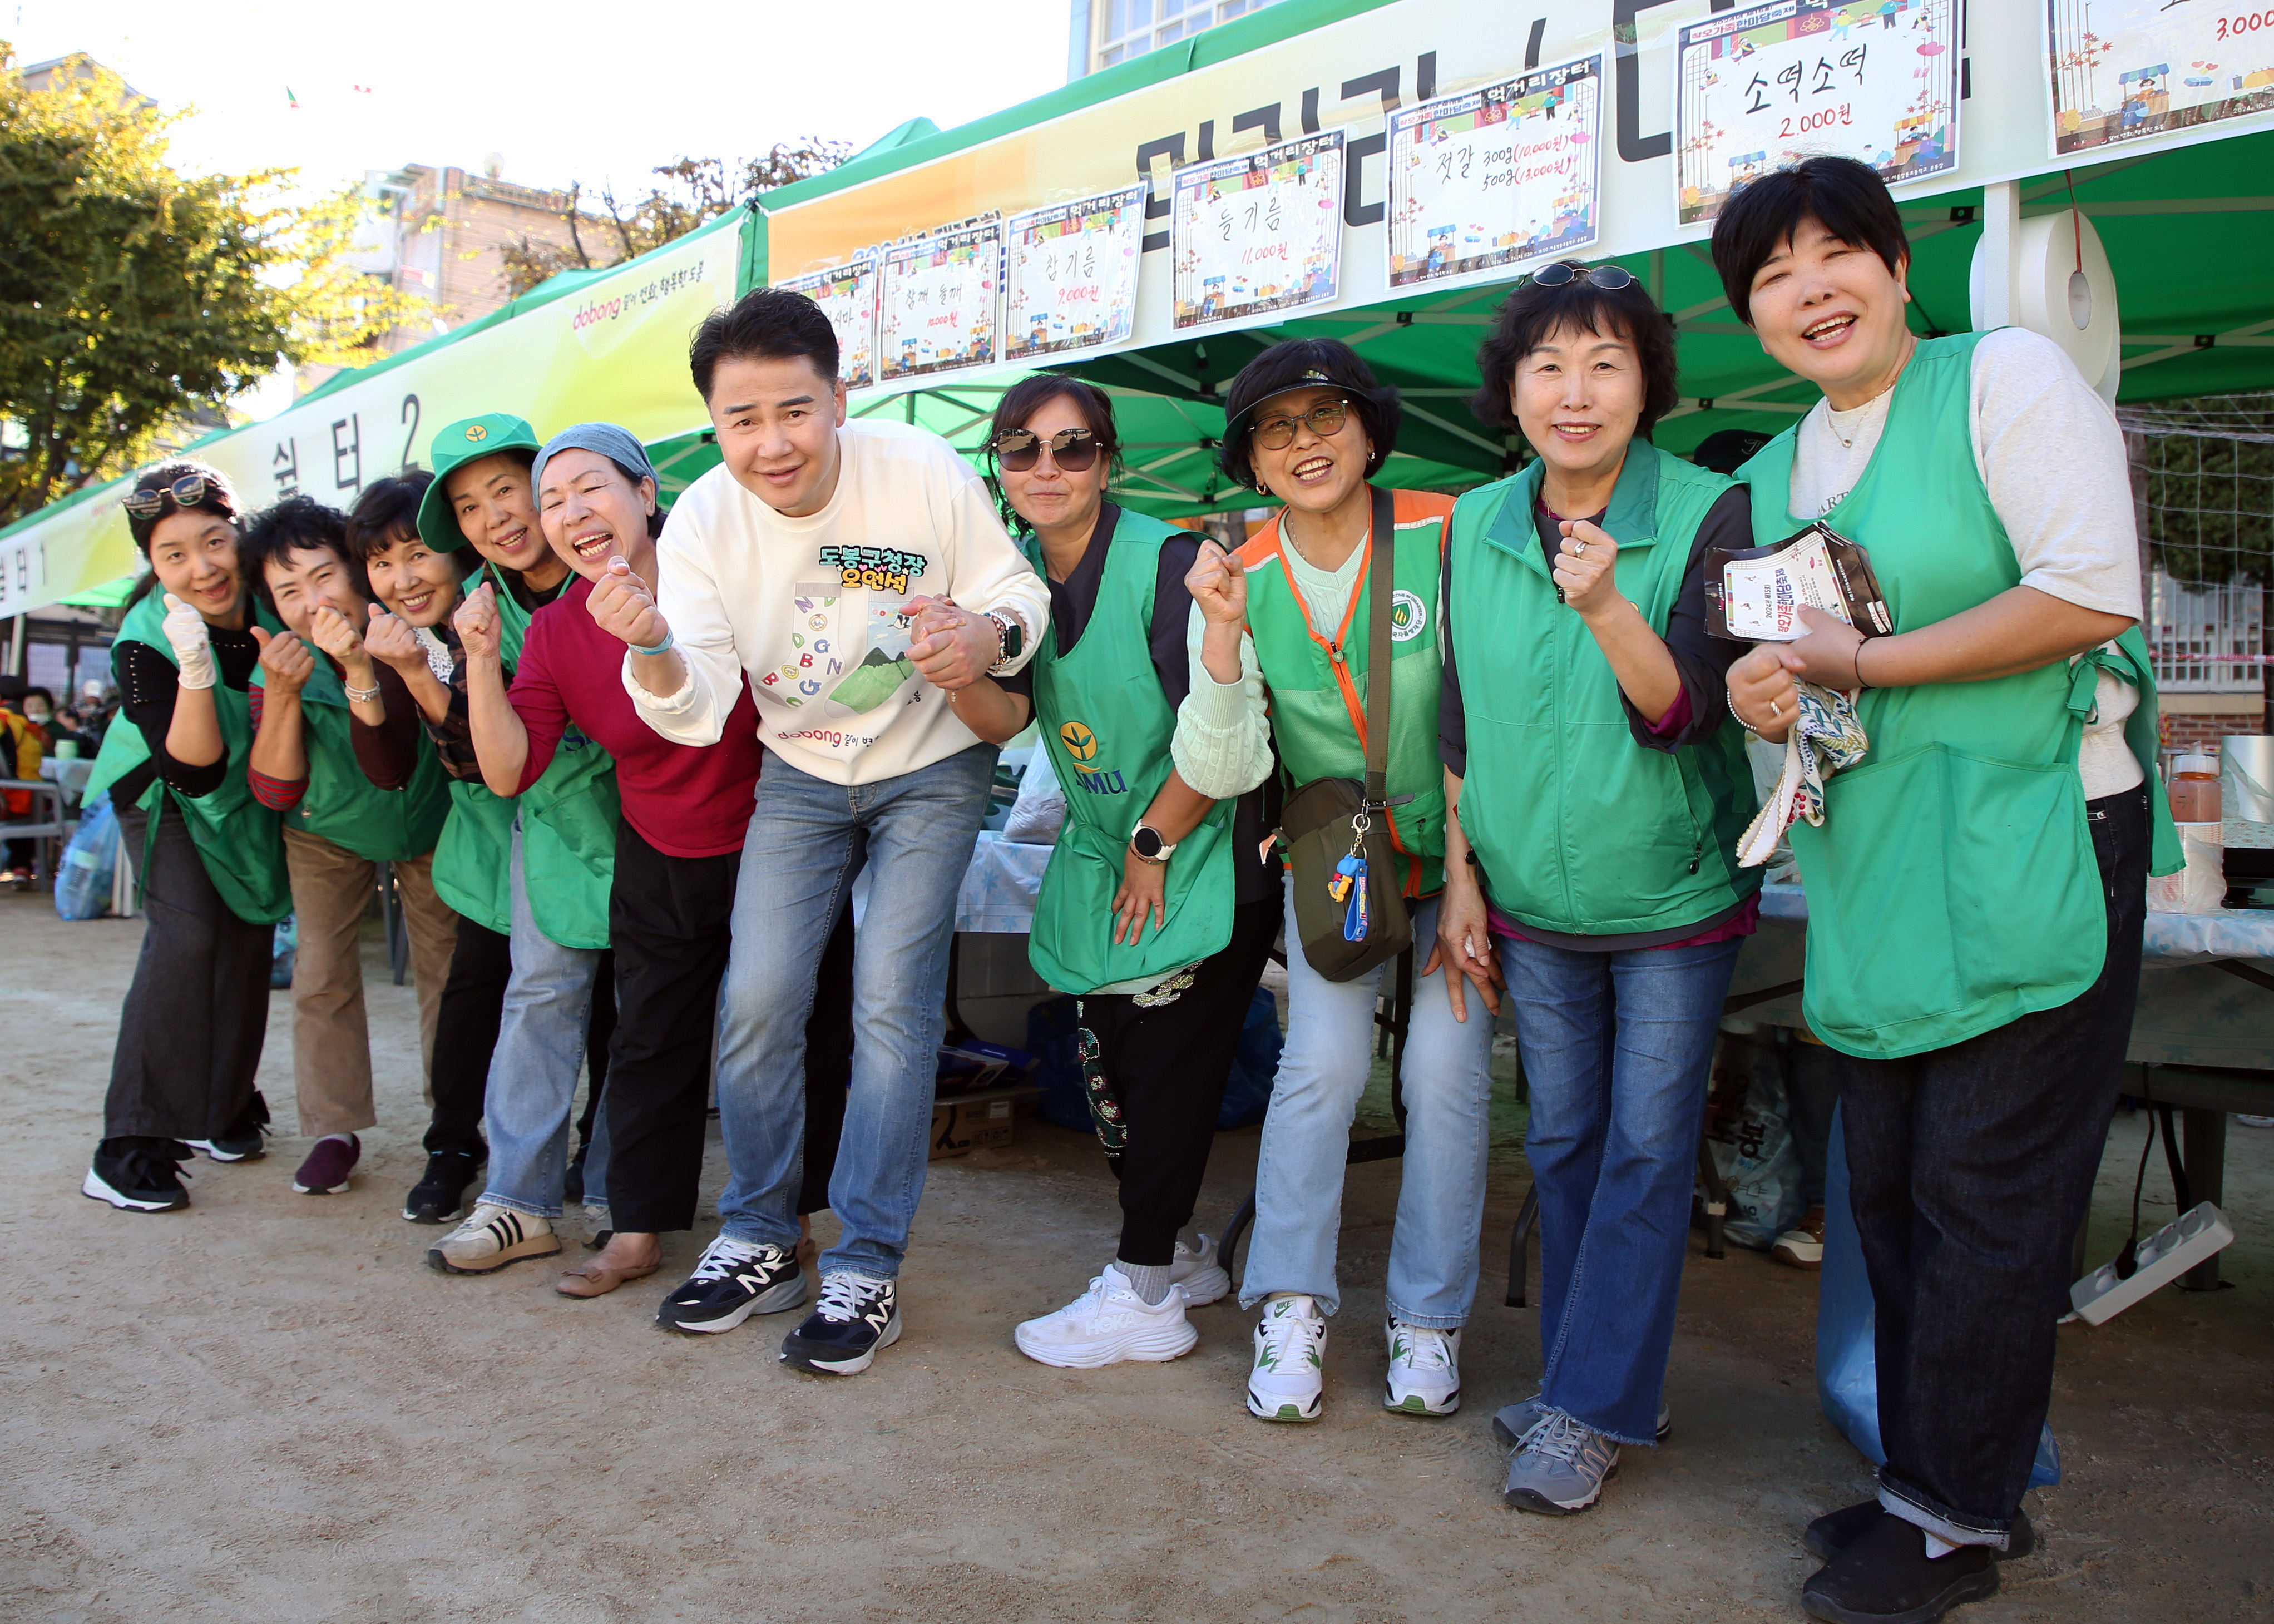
[992,428,1101,473]
[1528,261,1638,291]
[121,473,211,519]
[1253,399,1351,451]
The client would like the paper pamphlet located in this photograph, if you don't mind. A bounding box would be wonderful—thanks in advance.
[1705,521,1892,643]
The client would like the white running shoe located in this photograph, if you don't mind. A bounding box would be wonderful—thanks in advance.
[1247,1294,1327,1422]
[426,1202,561,1274]
[1170,1234,1231,1307]
[1014,1264,1200,1368]
[1383,1320,1462,1415]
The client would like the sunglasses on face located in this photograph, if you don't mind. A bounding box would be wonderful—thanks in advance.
[1529,261,1638,291]
[992,428,1101,473]
[1253,399,1351,452]
[121,473,211,519]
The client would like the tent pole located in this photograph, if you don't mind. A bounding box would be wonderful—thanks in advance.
[1978,180,2020,330]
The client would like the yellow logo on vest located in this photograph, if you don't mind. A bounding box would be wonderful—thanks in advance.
[1057,720,1126,795]
[1390,588,1426,642]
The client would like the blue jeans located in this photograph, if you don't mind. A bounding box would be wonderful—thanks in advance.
[1239,892,1496,1328]
[1496,932,1741,1445]
[481,826,611,1221]
[714,745,996,1278]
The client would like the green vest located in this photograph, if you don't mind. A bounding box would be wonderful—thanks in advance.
[1446,444,1761,935]
[1739,330,2180,1059]
[427,563,619,949]
[251,644,451,864]
[1242,489,1449,897]
[1020,508,1233,994]
[83,592,293,925]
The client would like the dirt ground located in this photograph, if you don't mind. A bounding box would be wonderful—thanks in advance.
[3,889,2271,1623]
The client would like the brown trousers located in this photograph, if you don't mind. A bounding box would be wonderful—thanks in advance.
[283,827,458,1140]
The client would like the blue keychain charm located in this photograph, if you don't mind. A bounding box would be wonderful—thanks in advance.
[1329,851,1362,905]
[1344,865,1370,940]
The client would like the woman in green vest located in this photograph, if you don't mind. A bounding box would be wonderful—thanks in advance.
[241,496,458,1200]
[81,462,290,1212]
[947,377,1281,1369]
[1177,339,1495,1425]
[1713,157,2177,1624]
[1434,263,1761,1517]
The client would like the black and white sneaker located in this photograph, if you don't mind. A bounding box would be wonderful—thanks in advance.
[402,1149,484,1224]
[779,1271,900,1376]
[186,1092,271,1162]
[656,1235,807,1334]
[83,1138,192,1212]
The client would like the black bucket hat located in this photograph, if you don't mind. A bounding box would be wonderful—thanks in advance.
[1217,338,1400,489]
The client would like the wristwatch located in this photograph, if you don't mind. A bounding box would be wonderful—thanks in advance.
[1129,824,1177,865]
[985,609,1025,674]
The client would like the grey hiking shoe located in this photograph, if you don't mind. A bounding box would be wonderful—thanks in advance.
[1503,1412,1620,1514]
[1492,1393,1670,1448]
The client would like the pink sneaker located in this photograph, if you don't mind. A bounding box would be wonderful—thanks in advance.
[292,1135,360,1194]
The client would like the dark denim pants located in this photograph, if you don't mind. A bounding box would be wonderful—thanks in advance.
[1835,787,2148,1548]
[1496,932,1744,1445]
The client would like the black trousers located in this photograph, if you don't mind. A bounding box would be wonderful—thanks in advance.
[103,803,273,1144]
[423,922,617,1160]
[1836,786,2148,1545]
[604,823,853,1233]
[1077,889,1283,1266]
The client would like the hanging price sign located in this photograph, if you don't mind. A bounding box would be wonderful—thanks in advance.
[1387,55,1604,290]
[777,256,880,390]
[1003,186,1145,363]
[1170,131,1345,331]
[2049,1,2274,156]
[878,217,1002,384]
[1675,0,1960,226]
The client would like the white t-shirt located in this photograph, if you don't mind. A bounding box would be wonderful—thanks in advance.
[628,418,1050,786]
[1280,519,1368,642]
[1785,328,2143,799]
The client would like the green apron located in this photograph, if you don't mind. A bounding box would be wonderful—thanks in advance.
[251,650,451,864]
[1021,507,1233,994]
[1242,489,1450,897]
[426,563,619,948]
[83,592,293,925]
[1446,443,1761,935]
[1739,331,2179,1059]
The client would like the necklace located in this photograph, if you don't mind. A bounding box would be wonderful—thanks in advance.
[1827,336,1916,447]
[1282,507,1369,573]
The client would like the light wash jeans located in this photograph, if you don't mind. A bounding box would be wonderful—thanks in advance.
[1239,891,1496,1328]
[1495,932,1741,1446]
[481,825,611,1221]
[714,745,996,1278]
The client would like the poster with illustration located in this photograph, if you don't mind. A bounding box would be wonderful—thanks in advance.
[2048,0,2274,156]
[777,256,879,390]
[1003,186,1145,362]
[1387,56,1604,290]
[1170,131,1345,330]
[1675,0,1960,226]
[878,217,1002,383]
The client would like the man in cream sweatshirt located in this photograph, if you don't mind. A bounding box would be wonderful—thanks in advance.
[603,288,1046,1376]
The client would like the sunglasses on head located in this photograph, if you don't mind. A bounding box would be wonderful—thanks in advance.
[1528,261,1638,291]
[991,427,1101,473]
[121,473,213,519]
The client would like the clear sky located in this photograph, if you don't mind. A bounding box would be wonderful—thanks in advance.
[7,0,1069,199]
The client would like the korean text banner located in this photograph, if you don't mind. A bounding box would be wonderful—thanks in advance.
[762,0,2271,396]
[0,214,743,618]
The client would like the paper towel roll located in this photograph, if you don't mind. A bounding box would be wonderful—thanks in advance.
[2223,736,2274,823]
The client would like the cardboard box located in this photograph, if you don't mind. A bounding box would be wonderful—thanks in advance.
[930,1085,1031,1160]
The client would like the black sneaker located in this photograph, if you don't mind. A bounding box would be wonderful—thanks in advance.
[402,1149,485,1224]
[1805,1503,2036,1566]
[656,1235,807,1334]
[1802,1509,1999,1624]
[779,1272,900,1376]
[186,1091,272,1162]
[83,1138,192,1212]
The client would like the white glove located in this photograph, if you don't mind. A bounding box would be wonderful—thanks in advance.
[160,592,217,690]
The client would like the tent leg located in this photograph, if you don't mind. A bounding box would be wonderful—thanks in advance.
[1976,180,2020,330]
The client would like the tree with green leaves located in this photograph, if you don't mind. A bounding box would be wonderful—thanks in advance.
[498,141,852,297]
[0,49,427,525]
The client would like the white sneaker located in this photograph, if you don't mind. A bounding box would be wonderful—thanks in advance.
[1383,1320,1461,1415]
[1014,1264,1200,1368]
[426,1202,560,1275]
[1247,1294,1327,1422]
[1170,1234,1231,1306]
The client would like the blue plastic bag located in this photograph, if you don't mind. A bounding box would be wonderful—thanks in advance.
[53,789,118,920]
[1216,986,1282,1129]
[1819,1105,2061,1488]
[1700,1031,1806,1250]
